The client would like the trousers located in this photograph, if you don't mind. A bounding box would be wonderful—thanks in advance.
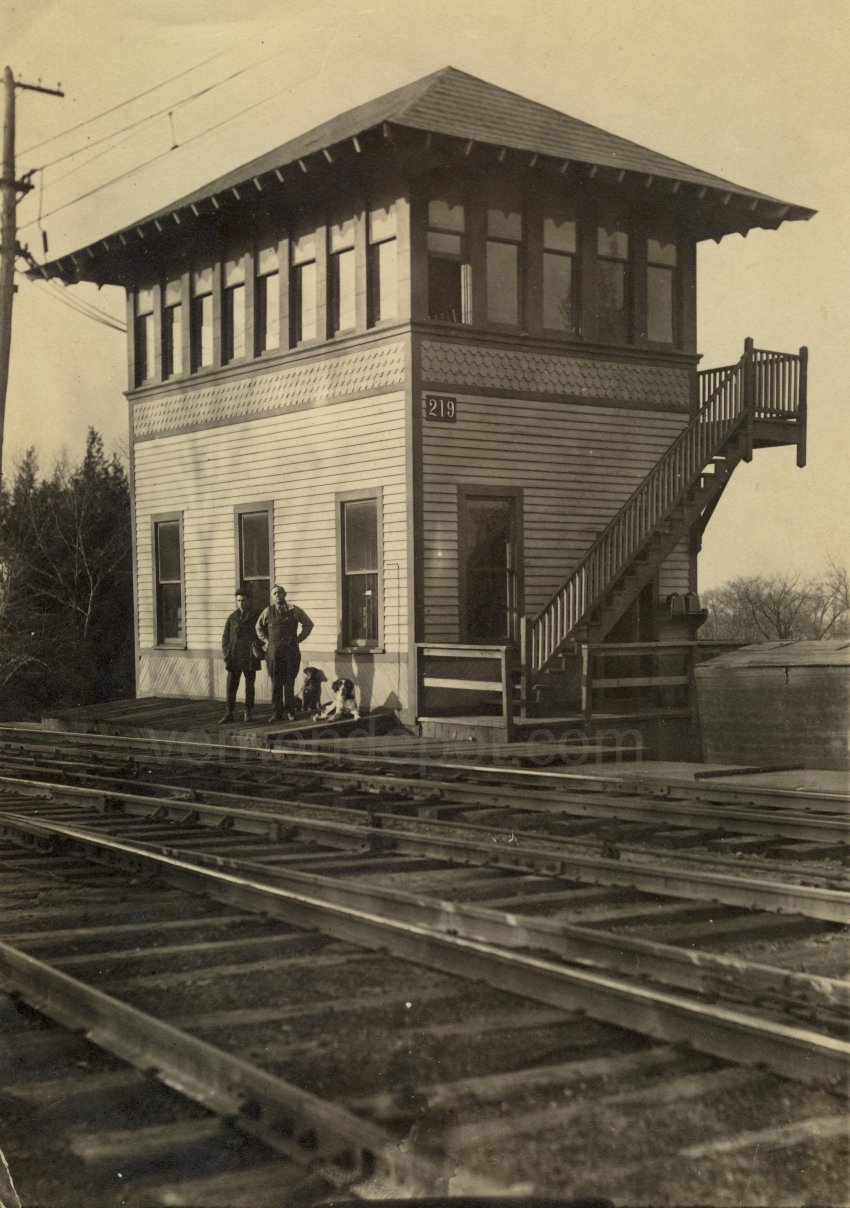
[226,669,256,712]
[266,643,301,712]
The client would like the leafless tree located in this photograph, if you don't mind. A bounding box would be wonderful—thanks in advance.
[700,562,850,642]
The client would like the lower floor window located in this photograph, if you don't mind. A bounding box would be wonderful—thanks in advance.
[154,517,183,643]
[237,505,272,611]
[340,495,380,647]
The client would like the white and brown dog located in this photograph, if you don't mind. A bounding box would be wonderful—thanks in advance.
[317,677,360,721]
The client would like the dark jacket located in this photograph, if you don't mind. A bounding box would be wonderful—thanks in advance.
[221,609,261,673]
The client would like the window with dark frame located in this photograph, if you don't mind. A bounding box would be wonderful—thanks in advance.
[291,230,317,344]
[486,199,523,326]
[255,241,280,353]
[646,237,677,345]
[340,496,380,647]
[191,265,214,370]
[134,286,155,386]
[237,507,271,612]
[367,199,397,325]
[154,518,183,644]
[596,224,630,344]
[329,216,356,336]
[222,252,247,363]
[427,197,470,323]
[162,277,182,379]
[542,204,578,334]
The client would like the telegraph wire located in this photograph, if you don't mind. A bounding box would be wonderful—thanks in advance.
[17,265,126,334]
[33,283,126,333]
[19,42,242,157]
[36,57,274,177]
[19,144,174,231]
[20,11,295,159]
[19,70,313,233]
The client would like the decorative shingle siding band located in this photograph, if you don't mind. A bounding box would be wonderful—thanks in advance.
[133,341,407,439]
[421,340,689,409]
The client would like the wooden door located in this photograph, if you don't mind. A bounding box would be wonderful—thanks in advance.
[460,493,521,645]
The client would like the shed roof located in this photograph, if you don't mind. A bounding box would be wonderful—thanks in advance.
[696,640,850,671]
[39,66,815,283]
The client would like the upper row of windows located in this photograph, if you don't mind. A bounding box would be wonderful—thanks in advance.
[134,199,399,387]
[133,189,682,388]
[426,196,679,345]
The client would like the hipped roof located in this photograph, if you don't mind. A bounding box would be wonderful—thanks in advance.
[39,66,815,284]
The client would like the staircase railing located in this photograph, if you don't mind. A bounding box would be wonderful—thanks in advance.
[524,340,807,674]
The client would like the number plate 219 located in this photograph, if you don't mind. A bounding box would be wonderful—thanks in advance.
[424,395,457,422]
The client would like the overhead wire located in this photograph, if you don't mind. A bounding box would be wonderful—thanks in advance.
[36,52,282,178]
[21,274,126,333]
[19,67,315,234]
[19,39,247,157]
[16,250,126,331]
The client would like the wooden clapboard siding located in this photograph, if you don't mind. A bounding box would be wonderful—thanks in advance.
[658,537,691,598]
[134,392,408,657]
[421,393,688,642]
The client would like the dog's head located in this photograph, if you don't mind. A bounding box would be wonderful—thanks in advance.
[303,666,326,685]
[331,677,355,700]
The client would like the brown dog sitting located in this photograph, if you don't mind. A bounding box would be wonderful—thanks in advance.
[317,677,360,721]
[301,666,326,715]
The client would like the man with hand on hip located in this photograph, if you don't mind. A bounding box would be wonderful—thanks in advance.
[255,584,314,722]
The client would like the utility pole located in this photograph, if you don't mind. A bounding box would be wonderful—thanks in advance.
[0,66,63,484]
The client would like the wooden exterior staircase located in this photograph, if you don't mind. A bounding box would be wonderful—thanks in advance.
[520,339,808,702]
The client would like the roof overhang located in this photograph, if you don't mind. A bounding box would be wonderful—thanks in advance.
[32,69,815,287]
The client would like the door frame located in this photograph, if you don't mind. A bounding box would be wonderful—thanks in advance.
[456,484,525,646]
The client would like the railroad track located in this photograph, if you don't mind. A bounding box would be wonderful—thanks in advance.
[0,729,848,1205]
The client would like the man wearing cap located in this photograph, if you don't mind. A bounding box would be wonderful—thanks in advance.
[255,584,314,722]
[220,587,261,724]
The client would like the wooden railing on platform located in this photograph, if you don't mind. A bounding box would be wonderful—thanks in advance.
[415,643,515,739]
[579,640,747,726]
[525,340,807,676]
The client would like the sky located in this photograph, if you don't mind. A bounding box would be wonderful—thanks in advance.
[4,0,848,591]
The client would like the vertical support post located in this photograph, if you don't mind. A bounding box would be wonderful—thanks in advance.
[742,336,755,462]
[686,643,702,761]
[797,345,808,469]
[518,615,531,719]
[414,643,424,732]
[0,67,16,482]
[581,643,593,730]
[500,645,514,743]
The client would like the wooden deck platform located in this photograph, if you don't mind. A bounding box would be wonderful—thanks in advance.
[40,696,402,748]
[30,698,849,793]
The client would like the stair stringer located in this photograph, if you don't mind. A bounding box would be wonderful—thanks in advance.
[528,367,748,681]
[577,442,745,645]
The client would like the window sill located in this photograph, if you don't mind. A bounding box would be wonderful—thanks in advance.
[336,646,384,656]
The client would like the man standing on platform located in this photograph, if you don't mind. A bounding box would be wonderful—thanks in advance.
[220,587,261,724]
[255,584,314,722]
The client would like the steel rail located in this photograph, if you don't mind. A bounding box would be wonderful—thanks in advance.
[10,775,847,904]
[0,941,497,1198]
[1,812,847,1094]
[2,725,847,811]
[1,754,845,846]
[1,780,848,922]
[8,811,845,1032]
